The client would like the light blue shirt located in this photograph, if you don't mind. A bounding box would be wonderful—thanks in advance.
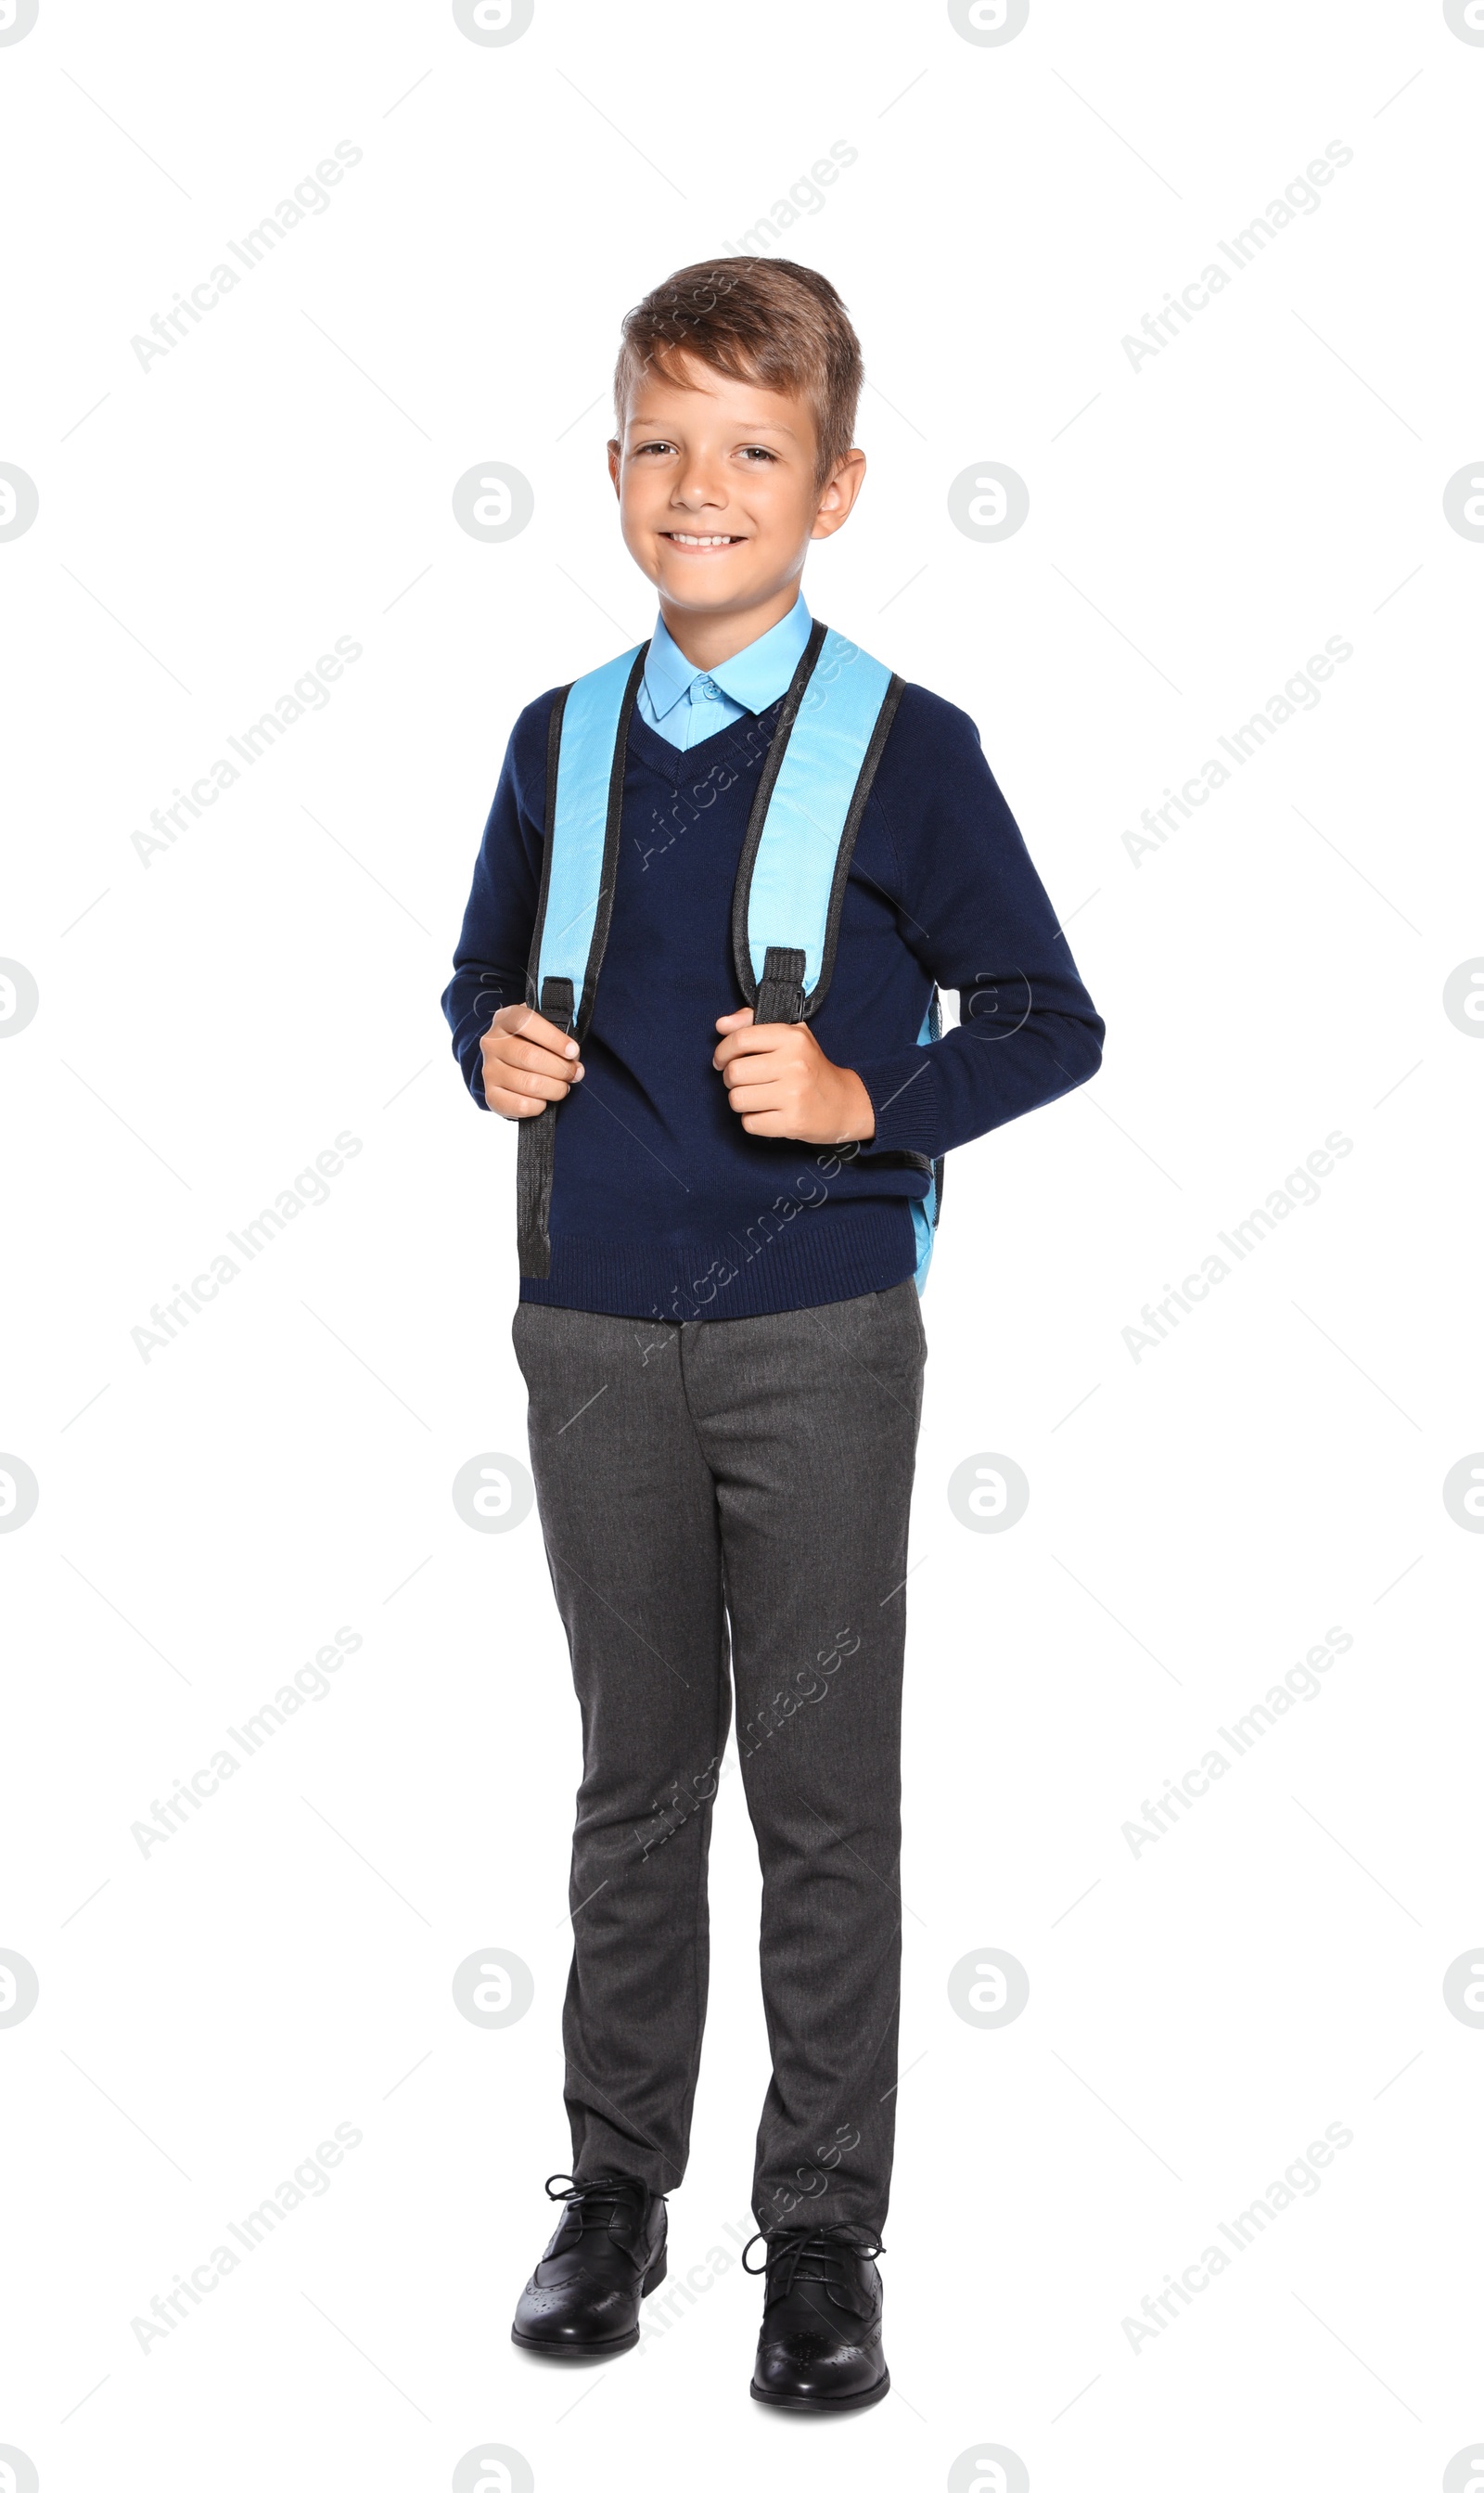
[635,596,812,752]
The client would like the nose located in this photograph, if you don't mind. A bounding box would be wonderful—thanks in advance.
[672,456,726,512]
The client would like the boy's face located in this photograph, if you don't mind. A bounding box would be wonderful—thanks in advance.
[608,355,864,630]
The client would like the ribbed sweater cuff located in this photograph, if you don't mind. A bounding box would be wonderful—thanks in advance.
[851,1048,943,1163]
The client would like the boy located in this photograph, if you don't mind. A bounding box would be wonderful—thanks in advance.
[441,259,1103,2411]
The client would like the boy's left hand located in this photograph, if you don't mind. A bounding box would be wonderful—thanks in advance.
[713,1009,876,1145]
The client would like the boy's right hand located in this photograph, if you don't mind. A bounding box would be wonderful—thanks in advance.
[480,1005,584,1119]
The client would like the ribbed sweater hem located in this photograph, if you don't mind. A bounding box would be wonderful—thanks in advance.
[519,1202,919,1321]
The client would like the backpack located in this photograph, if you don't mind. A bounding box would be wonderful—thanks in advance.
[517,617,943,1291]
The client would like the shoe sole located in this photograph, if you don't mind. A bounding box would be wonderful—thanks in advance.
[509,2247,668,2359]
[750,2366,891,2413]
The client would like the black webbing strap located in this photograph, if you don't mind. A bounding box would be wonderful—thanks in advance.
[753,945,806,1025]
[516,974,574,1279]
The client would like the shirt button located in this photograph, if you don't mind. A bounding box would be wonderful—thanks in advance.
[701,677,721,700]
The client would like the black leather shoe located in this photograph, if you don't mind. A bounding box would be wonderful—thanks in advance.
[511,2172,667,2358]
[746,2223,889,2410]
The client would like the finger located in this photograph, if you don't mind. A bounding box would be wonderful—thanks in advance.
[500,1006,581,1060]
[725,1081,787,1114]
[714,1007,755,1033]
[484,1087,547,1120]
[489,1032,582,1078]
[714,1023,790,1071]
[489,1065,582,1106]
[723,1052,790,1090]
[738,1111,792,1136]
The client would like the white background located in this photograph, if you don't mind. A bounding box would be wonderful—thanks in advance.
[3,2,1482,2488]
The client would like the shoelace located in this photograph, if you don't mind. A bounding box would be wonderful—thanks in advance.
[741,2221,886,2313]
[544,2170,656,2257]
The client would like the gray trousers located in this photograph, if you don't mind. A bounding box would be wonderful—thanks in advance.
[513,1280,926,2233]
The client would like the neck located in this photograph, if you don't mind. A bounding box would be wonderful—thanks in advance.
[657,580,803,674]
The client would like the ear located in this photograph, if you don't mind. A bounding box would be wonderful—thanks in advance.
[607,438,622,495]
[810,448,867,542]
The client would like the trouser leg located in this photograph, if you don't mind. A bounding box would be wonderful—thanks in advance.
[681,1281,926,2233]
[513,1303,731,2196]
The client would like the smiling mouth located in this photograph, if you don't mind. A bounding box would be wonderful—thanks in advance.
[661,532,747,550]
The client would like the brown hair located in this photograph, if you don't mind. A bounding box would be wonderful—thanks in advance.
[613,259,864,487]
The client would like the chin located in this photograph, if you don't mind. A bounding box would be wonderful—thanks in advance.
[657,565,756,606]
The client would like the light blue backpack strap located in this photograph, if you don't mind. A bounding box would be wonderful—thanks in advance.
[728,618,935,1286]
[910,1196,936,1292]
[731,622,904,1018]
[529,641,647,1034]
[518,640,646,1280]
[910,987,943,1295]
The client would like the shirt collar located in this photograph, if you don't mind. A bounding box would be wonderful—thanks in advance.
[642,597,812,722]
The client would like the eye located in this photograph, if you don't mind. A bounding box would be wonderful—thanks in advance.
[632,439,677,457]
[737,445,778,463]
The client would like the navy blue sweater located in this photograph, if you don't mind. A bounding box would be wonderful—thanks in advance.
[442,672,1104,1320]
